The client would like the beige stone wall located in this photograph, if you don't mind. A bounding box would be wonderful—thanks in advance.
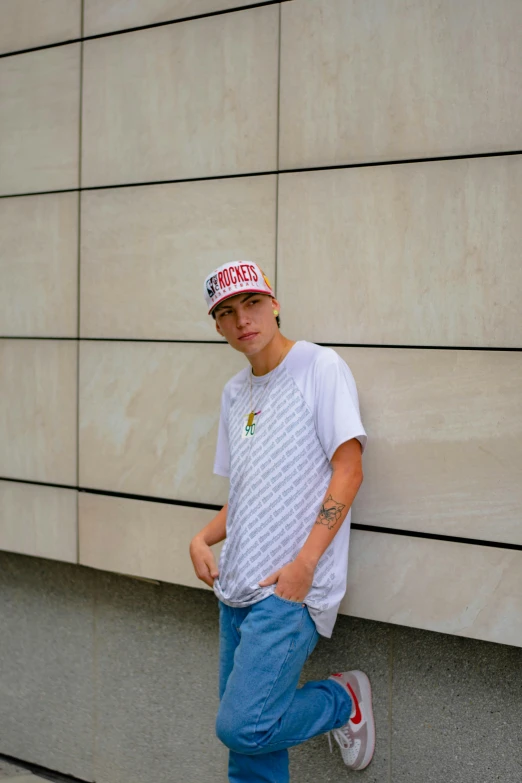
[1,0,521,647]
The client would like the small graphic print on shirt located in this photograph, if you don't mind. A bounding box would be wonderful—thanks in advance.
[241,411,261,438]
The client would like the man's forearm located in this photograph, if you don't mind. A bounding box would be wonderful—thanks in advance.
[195,503,228,546]
[297,468,362,568]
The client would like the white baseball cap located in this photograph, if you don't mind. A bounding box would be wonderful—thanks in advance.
[203,260,275,315]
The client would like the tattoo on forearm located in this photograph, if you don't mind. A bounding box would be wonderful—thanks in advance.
[315,495,346,530]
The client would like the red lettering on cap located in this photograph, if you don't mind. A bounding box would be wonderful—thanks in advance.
[249,265,258,282]
[217,271,224,288]
[223,268,231,286]
[235,265,244,282]
[229,267,237,284]
[241,264,250,281]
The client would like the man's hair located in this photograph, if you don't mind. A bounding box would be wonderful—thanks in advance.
[211,294,281,328]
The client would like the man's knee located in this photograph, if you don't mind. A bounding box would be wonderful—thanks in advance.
[215,706,258,754]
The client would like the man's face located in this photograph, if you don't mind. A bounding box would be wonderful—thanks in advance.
[213,293,280,355]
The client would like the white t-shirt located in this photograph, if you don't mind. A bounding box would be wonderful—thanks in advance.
[213,340,367,637]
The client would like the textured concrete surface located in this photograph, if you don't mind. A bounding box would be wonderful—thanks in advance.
[0,554,95,781]
[292,615,391,782]
[0,759,31,778]
[0,757,55,782]
[1,551,522,783]
[0,778,49,783]
[91,573,226,783]
[391,626,522,783]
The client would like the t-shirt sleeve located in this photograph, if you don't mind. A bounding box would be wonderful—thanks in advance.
[213,386,231,477]
[313,352,367,461]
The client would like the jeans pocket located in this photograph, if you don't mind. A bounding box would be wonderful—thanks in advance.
[272,593,305,607]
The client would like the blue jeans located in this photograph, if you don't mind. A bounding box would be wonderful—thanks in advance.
[216,594,353,783]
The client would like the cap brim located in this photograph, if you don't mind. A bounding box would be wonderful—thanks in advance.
[208,288,273,315]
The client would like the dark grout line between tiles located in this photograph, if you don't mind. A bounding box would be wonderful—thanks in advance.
[0,336,520,351]
[0,1,289,59]
[1,150,522,200]
[1,476,521,553]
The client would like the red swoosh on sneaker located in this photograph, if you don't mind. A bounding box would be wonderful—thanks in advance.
[345,682,362,725]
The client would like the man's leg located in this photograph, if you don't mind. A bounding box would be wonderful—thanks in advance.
[216,595,352,769]
[218,600,246,700]
[218,600,291,782]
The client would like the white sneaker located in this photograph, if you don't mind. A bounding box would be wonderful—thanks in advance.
[327,670,376,770]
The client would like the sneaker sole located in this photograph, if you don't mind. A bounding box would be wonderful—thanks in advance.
[351,670,376,770]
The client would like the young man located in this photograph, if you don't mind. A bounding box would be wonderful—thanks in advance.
[189,260,375,782]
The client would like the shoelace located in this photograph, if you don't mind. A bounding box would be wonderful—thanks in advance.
[327,726,353,754]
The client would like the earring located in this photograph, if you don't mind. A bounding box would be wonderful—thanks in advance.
[273,310,279,316]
